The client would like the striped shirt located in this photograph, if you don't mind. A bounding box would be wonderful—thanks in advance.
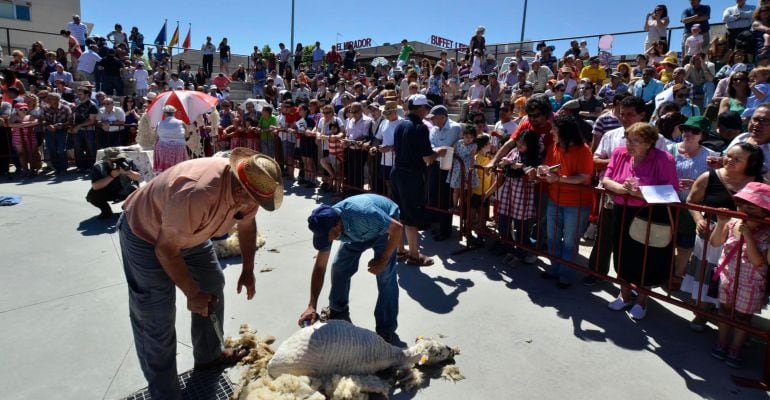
[334,194,399,244]
[591,111,622,140]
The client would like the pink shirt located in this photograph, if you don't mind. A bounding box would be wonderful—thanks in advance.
[604,146,678,207]
[123,158,257,248]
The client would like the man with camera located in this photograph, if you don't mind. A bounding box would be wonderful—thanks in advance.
[86,147,140,219]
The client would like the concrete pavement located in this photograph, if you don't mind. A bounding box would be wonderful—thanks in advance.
[0,174,767,399]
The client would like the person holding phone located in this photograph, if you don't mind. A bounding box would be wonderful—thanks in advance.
[535,115,594,288]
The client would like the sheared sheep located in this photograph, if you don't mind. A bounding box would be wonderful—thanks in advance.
[229,321,462,399]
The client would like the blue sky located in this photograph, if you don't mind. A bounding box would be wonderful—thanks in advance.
[82,0,741,56]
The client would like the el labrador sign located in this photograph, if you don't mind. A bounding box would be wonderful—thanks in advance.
[336,38,373,51]
[431,35,468,50]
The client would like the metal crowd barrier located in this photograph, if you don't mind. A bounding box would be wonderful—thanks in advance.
[461,164,770,389]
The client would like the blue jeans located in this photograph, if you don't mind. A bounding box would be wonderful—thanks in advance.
[329,234,398,336]
[118,215,225,400]
[252,83,264,98]
[546,199,590,284]
[44,130,68,173]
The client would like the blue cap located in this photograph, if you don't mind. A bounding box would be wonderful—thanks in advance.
[308,205,340,251]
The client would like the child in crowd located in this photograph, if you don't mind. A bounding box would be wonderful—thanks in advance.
[467,76,486,113]
[684,24,704,57]
[494,129,542,263]
[448,124,479,211]
[324,121,345,193]
[579,40,590,60]
[242,118,259,152]
[296,103,318,188]
[257,105,278,157]
[470,48,483,79]
[742,67,770,119]
[468,134,496,245]
[224,117,245,149]
[709,182,770,369]
[277,101,300,179]
[7,103,41,177]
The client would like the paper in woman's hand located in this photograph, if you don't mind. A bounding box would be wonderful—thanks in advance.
[640,185,681,204]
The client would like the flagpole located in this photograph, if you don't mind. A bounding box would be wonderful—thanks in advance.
[172,21,178,71]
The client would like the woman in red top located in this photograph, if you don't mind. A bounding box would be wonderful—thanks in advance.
[537,115,594,288]
[1,70,26,103]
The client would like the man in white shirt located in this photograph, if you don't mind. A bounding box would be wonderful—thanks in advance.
[492,102,518,151]
[527,59,553,93]
[427,105,461,241]
[67,15,88,51]
[371,101,402,195]
[97,97,126,148]
[278,43,291,76]
[77,45,102,84]
[270,70,285,90]
[201,37,216,77]
[168,73,185,90]
[344,102,372,189]
[728,103,770,181]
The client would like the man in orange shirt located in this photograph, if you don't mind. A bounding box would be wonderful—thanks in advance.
[118,148,283,399]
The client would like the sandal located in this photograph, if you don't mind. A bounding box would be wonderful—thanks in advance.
[194,346,249,370]
[406,254,434,266]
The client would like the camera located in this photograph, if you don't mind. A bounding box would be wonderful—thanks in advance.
[112,158,130,171]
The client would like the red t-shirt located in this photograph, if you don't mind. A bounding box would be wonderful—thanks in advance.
[543,142,594,207]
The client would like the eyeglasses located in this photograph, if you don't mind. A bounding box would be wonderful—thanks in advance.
[625,138,646,146]
[750,117,770,127]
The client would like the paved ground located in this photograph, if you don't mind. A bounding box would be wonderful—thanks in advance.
[1,173,769,400]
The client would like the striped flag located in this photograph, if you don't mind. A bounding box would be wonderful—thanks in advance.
[154,20,167,45]
[169,22,179,48]
[182,24,191,51]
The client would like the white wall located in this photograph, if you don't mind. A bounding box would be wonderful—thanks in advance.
[0,0,81,56]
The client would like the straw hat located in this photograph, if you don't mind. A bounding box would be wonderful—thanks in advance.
[661,56,678,67]
[228,147,283,211]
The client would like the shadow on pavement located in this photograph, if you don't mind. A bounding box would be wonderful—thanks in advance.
[77,214,119,235]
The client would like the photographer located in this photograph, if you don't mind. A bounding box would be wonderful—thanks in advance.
[86,147,140,218]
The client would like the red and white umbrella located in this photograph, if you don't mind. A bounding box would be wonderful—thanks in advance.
[146,90,218,125]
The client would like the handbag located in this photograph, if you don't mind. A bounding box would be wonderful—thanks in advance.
[628,206,674,248]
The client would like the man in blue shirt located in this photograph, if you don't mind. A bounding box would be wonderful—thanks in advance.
[681,0,711,55]
[299,194,404,344]
[252,61,267,98]
[312,41,325,73]
[723,0,756,49]
[630,67,664,109]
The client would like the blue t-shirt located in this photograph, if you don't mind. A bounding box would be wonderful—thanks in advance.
[333,194,400,245]
[682,5,711,32]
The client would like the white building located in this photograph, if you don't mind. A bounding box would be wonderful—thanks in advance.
[1,0,82,59]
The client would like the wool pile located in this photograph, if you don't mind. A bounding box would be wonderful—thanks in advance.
[228,322,464,400]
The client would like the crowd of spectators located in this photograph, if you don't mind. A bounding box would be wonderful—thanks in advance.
[1,1,770,371]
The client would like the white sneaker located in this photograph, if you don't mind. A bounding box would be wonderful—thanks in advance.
[629,304,647,320]
[607,297,631,311]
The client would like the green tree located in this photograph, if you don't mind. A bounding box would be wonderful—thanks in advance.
[302,45,313,66]
[262,44,272,58]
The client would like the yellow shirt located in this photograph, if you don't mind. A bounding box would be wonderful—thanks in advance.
[474,153,494,195]
[579,66,607,84]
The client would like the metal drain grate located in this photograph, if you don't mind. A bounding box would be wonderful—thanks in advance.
[123,368,234,400]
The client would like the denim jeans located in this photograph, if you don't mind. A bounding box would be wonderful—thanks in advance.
[44,130,68,173]
[118,215,225,400]
[328,234,398,336]
[546,199,590,284]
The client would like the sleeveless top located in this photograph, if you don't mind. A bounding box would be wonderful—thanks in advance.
[702,169,736,211]
[729,98,746,115]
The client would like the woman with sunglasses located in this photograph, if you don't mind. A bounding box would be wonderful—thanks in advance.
[644,5,669,53]
[719,71,749,117]
[671,83,701,119]
[667,117,718,289]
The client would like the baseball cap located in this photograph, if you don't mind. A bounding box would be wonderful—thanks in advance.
[308,205,341,251]
[408,94,433,108]
[427,105,448,118]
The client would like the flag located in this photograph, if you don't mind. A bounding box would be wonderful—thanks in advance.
[182,24,191,51]
[169,22,179,48]
[154,20,167,46]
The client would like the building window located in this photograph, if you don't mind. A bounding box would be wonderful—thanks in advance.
[0,3,30,21]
